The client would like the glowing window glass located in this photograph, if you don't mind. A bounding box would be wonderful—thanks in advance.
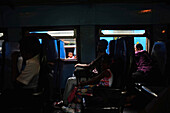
[134,37,146,50]
[101,30,145,35]
[100,30,147,54]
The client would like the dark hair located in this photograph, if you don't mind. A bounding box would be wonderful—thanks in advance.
[19,36,41,57]
[98,39,108,50]
[136,43,143,50]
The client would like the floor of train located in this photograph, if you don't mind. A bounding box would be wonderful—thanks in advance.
[0,106,143,113]
[0,94,147,113]
[0,105,144,113]
[0,88,152,113]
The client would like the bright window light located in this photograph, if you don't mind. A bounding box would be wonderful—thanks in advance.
[30,30,74,37]
[47,31,74,37]
[0,33,3,37]
[134,37,146,50]
[101,30,145,35]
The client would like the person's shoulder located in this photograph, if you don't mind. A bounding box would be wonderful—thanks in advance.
[103,53,110,59]
[136,50,148,55]
[101,53,109,57]
[27,54,40,63]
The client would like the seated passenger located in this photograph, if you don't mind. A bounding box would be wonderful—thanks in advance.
[132,43,152,83]
[1,36,41,111]
[67,52,75,59]
[75,39,109,74]
[54,39,109,107]
[62,55,113,113]
[13,36,41,90]
[78,55,112,87]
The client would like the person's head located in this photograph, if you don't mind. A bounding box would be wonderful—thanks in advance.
[68,52,73,58]
[97,39,108,53]
[19,36,41,60]
[134,43,143,52]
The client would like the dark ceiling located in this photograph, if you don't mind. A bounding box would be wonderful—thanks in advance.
[0,0,169,6]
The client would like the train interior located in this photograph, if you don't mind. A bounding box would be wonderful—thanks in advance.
[0,0,170,113]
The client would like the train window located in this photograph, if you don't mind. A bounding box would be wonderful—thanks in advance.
[60,38,76,60]
[100,37,119,54]
[134,37,147,50]
[29,30,77,61]
[100,30,147,54]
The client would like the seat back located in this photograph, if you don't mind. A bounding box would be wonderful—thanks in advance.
[38,39,60,101]
[38,44,49,91]
[109,38,128,89]
[151,41,167,75]
[1,41,20,90]
[45,39,59,62]
[150,41,167,84]
[109,37,135,89]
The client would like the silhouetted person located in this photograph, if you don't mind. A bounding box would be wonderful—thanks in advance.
[54,39,109,106]
[132,43,152,83]
[1,36,41,112]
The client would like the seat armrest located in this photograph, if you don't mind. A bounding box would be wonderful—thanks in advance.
[135,83,158,98]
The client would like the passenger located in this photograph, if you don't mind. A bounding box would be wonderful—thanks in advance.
[62,55,113,113]
[1,36,41,111]
[132,43,152,83]
[53,39,109,107]
[75,39,109,72]
[124,43,153,107]
[78,55,112,87]
[14,36,41,90]
[67,52,75,59]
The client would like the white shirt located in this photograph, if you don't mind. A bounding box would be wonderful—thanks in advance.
[16,54,40,88]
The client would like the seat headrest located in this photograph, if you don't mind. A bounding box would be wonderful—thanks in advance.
[109,40,116,56]
[4,41,20,59]
[151,41,167,75]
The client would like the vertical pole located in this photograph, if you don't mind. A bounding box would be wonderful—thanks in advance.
[57,39,62,100]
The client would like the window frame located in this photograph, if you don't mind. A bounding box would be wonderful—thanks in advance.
[22,26,80,62]
[96,25,152,54]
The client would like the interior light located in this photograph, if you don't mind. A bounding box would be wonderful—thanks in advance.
[162,30,166,34]
[139,9,152,14]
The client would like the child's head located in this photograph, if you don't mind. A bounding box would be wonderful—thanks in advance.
[68,52,73,58]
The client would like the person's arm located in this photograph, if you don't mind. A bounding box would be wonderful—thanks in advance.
[75,63,89,67]
[79,69,111,86]
[75,55,104,68]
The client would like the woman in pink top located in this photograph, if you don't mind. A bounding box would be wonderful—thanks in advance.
[132,43,152,82]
